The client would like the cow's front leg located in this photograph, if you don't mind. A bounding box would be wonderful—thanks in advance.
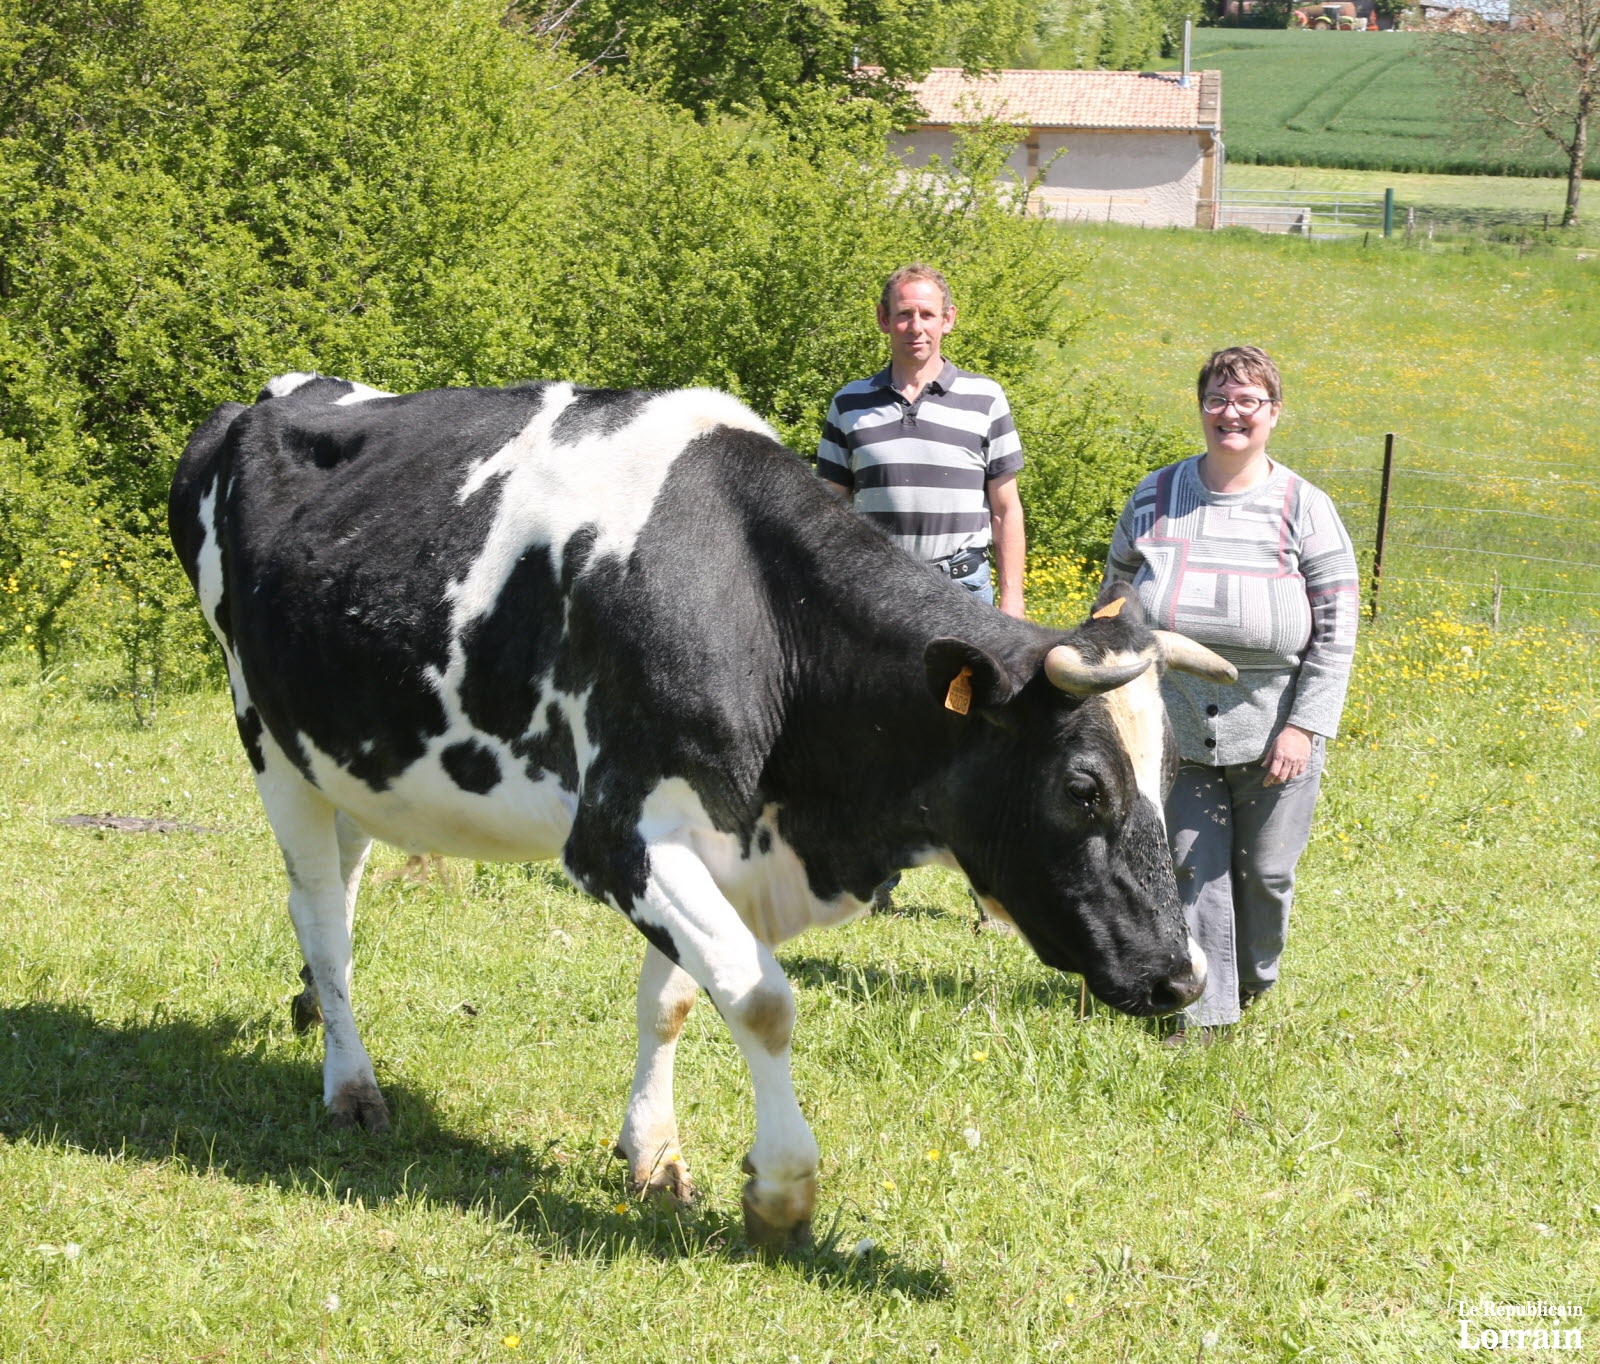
[615,943,699,1202]
[628,838,818,1252]
[258,765,388,1133]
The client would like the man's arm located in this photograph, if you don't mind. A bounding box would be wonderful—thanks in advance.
[987,471,1026,619]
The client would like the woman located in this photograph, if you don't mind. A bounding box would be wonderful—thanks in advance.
[1104,346,1359,1043]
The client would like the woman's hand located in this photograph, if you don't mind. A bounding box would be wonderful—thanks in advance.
[1262,724,1314,786]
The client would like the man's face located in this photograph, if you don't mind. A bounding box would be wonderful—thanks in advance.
[877,279,955,370]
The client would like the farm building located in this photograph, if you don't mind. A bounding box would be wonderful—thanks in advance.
[892,68,1223,229]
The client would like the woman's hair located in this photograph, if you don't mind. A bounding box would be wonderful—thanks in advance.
[1197,346,1282,403]
[879,263,953,314]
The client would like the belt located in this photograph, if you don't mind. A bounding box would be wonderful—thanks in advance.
[933,547,989,579]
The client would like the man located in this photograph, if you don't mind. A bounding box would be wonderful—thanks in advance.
[816,264,1026,618]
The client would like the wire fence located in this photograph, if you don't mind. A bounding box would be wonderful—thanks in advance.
[1294,434,1600,631]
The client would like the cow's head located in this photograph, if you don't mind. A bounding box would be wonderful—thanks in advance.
[925,587,1234,1016]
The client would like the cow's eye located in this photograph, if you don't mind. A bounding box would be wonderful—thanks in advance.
[1065,772,1101,807]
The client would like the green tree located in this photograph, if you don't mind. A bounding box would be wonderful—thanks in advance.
[1433,0,1600,226]
[557,0,1039,116]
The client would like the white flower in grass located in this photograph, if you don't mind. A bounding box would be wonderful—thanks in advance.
[324,1292,341,1312]
[962,1126,981,1150]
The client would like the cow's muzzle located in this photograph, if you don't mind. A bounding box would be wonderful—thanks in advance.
[1145,937,1208,1015]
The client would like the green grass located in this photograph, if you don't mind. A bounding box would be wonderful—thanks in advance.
[1055,222,1600,619]
[1155,29,1600,178]
[1,610,1597,1361]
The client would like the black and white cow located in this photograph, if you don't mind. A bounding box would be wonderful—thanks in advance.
[169,373,1233,1249]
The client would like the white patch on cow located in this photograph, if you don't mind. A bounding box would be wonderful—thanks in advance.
[292,727,575,862]
[448,386,778,628]
[1189,936,1208,985]
[1100,657,1168,834]
[638,782,865,947]
[193,480,254,709]
[263,372,321,398]
[332,381,392,406]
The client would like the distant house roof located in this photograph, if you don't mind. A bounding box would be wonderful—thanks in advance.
[901,68,1222,132]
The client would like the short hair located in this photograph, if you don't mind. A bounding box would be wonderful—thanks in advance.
[879,263,953,315]
[1197,346,1282,404]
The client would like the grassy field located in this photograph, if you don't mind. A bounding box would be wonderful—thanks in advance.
[4,183,1600,1364]
[1,593,1596,1361]
[1221,162,1590,235]
[1155,29,1600,179]
[1054,222,1600,621]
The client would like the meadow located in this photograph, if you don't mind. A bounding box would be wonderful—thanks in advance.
[1055,222,1600,623]
[1,585,1596,1362]
[1155,29,1600,179]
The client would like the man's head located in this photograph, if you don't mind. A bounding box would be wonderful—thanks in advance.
[877,264,955,372]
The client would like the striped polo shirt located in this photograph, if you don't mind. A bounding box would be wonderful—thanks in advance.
[816,361,1024,563]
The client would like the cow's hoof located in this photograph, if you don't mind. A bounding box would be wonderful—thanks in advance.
[613,1142,695,1205]
[741,1173,816,1255]
[290,988,323,1034]
[328,1079,389,1133]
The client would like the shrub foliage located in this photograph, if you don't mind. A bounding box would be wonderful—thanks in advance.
[0,0,1171,710]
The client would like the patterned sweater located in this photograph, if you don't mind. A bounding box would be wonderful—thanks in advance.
[1105,456,1360,765]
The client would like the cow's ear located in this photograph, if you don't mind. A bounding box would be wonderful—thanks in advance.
[1089,579,1148,626]
[925,638,1024,716]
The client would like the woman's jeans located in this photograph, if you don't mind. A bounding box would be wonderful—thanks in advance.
[1165,738,1326,1028]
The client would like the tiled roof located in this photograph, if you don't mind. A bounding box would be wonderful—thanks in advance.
[903,67,1221,131]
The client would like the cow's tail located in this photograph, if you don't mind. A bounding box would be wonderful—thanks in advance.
[168,401,247,587]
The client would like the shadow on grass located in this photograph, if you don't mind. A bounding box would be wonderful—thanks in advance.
[0,1001,949,1299]
[782,951,1089,1014]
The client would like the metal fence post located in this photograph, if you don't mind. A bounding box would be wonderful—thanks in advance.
[1369,433,1395,618]
[1383,188,1394,238]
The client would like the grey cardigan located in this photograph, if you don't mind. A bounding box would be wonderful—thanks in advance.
[1105,456,1359,766]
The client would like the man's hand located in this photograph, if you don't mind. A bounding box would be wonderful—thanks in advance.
[987,472,1026,619]
[1262,723,1314,786]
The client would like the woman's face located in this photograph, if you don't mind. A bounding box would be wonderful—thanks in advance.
[1200,378,1280,464]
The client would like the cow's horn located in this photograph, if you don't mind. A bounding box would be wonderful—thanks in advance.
[1153,630,1238,683]
[1043,644,1153,696]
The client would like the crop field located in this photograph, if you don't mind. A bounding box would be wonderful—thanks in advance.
[1057,222,1600,623]
[1155,30,1600,178]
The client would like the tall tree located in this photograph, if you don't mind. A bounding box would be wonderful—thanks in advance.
[557,0,1038,117]
[1434,0,1600,226]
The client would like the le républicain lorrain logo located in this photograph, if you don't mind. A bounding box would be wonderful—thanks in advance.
[1456,1300,1585,1352]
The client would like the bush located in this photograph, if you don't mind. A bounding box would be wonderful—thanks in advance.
[0,0,1163,712]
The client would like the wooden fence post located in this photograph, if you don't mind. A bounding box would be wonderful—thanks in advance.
[1369,433,1395,619]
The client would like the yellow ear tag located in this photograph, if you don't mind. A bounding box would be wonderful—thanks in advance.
[944,665,974,715]
[1092,596,1126,620]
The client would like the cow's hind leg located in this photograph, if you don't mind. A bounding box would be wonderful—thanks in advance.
[259,767,388,1132]
[289,812,372,1035]
[626,838,817,1252]
[615,944,699,1202]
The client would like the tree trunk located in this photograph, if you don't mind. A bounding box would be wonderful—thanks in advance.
[1563,102,1588,227]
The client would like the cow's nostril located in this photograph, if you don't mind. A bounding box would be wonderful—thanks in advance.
[1151,962,1206,1015]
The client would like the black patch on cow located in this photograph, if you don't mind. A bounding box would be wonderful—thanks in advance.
[628,914,681,966]
[550,388,651,447]
[440,739,502,794]
[756,827,772,855]
[561,523,597,592]
[236,706,266,773]
[457,538,564,743]
[514,701,579,793]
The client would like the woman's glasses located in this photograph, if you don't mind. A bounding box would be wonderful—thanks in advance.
[1201,393,1277,415]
